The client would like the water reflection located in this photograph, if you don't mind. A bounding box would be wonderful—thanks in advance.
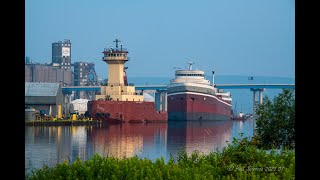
[25,126,87,171]
[231,119,254,140]
[167,121,232,158]
[89,123,167,159]
[25,120,254,172]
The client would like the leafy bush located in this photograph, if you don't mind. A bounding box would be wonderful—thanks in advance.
[26,137,295,180]
[255,89,295,149]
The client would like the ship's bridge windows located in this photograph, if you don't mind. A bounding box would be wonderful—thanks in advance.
[176,74,204,77]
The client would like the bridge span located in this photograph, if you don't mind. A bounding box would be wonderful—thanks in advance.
[62,84,295,92]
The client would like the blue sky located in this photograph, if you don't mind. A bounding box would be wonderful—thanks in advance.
[26,0,295,79]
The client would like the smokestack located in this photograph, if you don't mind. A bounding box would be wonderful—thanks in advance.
[212,70,215,87]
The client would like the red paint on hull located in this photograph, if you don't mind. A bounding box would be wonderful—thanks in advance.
[87,101,167,123]
[168,93,232,120]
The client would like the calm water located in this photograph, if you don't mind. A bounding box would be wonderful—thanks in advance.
[25,120,254,172]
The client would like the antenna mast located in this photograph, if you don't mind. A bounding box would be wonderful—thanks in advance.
[113,39,121,49]
[187,61,195,70]
[212,70,215,87]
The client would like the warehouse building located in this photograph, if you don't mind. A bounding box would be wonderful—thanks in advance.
[25,82,63,118]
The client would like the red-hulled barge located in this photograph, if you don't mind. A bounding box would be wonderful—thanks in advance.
[88,101,167,123]
[87,39,167,123]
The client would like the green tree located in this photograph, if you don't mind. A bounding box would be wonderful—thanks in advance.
[255,89,295,149]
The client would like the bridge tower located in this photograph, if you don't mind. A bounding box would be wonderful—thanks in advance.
[95,39,143,102]
[250,88,265,116]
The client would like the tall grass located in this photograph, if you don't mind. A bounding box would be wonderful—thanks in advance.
[26,137,295,180]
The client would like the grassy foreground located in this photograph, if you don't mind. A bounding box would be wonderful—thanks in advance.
[26,138,295,180]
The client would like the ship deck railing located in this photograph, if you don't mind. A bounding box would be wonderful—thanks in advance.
[103,48,128,53]
[103,92,142,96]
[101,83,135,86]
